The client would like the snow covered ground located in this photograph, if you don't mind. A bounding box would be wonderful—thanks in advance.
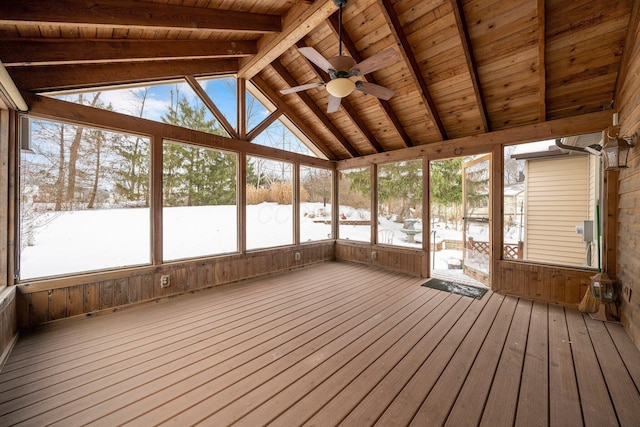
[20,203,470,281]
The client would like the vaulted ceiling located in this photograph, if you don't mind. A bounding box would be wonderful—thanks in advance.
[0,0,636,161]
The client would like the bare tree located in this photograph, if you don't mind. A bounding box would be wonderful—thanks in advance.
[87,131,105,209]
[65,92,102,204]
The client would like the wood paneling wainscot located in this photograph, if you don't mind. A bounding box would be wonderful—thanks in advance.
[17,243,334,329]
[336,241,427,278]
[0,287,17,369]
[496,261,593,309]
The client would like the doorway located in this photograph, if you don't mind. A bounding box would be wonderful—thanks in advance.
[429,154,491,287]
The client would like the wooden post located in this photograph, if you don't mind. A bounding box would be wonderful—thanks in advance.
[151,135,163,265]
[602,169,618,276]
[238,152,247,254]
[370,164,377,245]
[422,156,430,277]
[237,78,246,140]
[294,162,300,246]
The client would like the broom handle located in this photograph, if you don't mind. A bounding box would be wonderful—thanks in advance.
[596,203,601,273]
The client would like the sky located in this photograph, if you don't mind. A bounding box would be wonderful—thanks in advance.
[51,77,314,157]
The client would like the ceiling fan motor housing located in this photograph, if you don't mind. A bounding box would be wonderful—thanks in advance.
[328,55,357,78]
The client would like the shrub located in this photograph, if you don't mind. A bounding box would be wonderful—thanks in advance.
[245,183,309,205]
[246,185,270,204]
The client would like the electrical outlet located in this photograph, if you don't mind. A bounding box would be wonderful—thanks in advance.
[294,252,301,261]
[160,275,170,288]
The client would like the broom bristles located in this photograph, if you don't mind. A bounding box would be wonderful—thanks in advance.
[579,287,600,313]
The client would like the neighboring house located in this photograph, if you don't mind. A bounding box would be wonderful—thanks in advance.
[512,134,601,268]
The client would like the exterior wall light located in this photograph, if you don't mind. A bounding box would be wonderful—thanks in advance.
[603,112,638,170]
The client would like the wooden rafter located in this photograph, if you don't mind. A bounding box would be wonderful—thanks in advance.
[377,0,447,141]
[450,0,490,132]
[238,0,337,79]
[536,0,546,122]
[247,110,283,141]
[250,75,339,161]
[185,75,240,140]
[8,59,239,92]
[327,14,413,148]
[271,61,360,158]
[614,0,640,106]
[295,40,384,153]
[0,0,281,33]
[0,39,257,67]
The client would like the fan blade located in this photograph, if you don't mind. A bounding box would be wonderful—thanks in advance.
[327,95,342,113]
[356,81,395,100]
[280,82,324,95]
[351,48,401,76]
[298,47,333,73]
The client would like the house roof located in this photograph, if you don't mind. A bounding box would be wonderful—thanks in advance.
[0,0,635,161]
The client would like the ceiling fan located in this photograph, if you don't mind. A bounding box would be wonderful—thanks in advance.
[279,0,401,113]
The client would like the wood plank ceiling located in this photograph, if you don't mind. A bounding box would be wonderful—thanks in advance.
[0,0,635,161]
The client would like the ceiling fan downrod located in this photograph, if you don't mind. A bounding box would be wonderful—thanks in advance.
[333,0,348,57]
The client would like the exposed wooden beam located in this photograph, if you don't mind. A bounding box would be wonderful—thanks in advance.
[250,76,340,161]
[247,109,283,141]
[450,0,490,132]
[536,0,546,122]
[0,39,256,67]
[271,61,360,158]
[614,0,640,106]
[23,93,331,168]
[336,110,613,169]
[238,0,336,79]
[295,40,384,154]
[377,0,448,140]
[0,0,281,33]
[185,75,240,140]
[9,59,239,92]
[326,14,413,148]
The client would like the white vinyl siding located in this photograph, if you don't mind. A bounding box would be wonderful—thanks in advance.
[524,155,590,266]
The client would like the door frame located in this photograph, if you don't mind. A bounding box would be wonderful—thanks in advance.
[462,154,492,285]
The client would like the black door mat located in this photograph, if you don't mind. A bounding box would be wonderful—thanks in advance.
[422,278,488,299]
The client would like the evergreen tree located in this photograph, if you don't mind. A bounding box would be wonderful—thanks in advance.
[112,133,150,205]
[430,158,463,229]
[430,158,463,207]
[377,160,422,219]
[161,88,236,207]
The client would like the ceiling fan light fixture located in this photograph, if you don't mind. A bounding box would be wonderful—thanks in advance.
[326,77,355,98]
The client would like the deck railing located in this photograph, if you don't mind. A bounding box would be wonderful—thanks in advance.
[467,237,523,260]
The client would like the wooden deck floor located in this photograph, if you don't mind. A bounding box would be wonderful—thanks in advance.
[1,261,639,426]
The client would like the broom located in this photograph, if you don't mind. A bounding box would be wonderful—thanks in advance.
[579,204,600,313]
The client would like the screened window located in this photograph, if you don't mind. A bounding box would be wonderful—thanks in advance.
[196,76,237,131]
[20,118,151,279]
[503,136,601,268]
[246,83,276,132]
[255,120,317,157]
[163,141,238,261]
[377,160,423,247]
[48,80,230,137]
[338,167,371,242]
[246,156,294,250]
[300,166,332,242]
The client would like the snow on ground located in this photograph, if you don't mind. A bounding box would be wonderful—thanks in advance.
[20,203,468,280]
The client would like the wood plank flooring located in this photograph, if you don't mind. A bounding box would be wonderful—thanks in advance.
[1,261,639,426]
